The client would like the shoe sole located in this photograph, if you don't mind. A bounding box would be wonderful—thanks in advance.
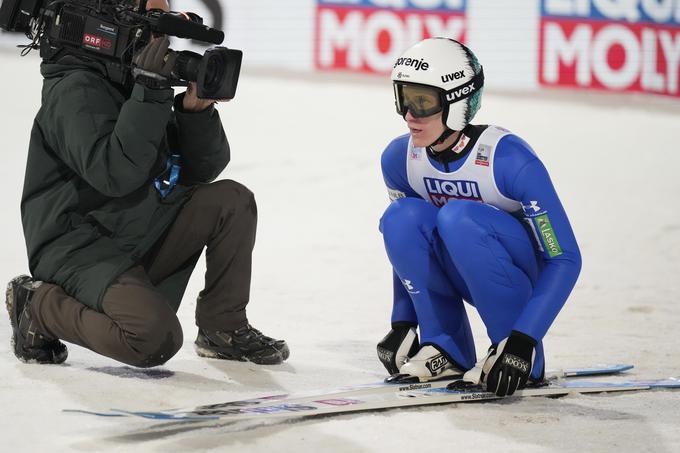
[194,343,247,362]
[5,277,68,365]
[6,277,22,331]
[6,278,23,361]
[273,343,290,363]
[194,343,288,365]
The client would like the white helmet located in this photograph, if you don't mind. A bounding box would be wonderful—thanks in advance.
[391,38,484,131]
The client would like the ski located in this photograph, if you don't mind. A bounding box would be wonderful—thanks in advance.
[105,376,679,422]
[64,363,633,420]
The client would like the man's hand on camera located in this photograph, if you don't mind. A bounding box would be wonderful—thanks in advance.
[182,83,233,112]
[182,82,217,112]
[132,36,176,89]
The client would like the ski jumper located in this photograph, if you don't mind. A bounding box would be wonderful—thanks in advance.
[379,125,581,379]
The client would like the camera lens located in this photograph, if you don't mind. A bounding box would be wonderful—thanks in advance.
[203,54,224,91]
[172,50,202,81]
[172,47,241,99]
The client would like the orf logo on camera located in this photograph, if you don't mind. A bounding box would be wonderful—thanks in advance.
[83,33,112,51]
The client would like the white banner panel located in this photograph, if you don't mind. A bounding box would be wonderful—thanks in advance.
[1,0,677,97]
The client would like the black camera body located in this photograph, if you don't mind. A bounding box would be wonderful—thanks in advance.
[0,0,242,99]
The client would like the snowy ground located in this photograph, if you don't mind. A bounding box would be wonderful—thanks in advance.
[1,51,680,452]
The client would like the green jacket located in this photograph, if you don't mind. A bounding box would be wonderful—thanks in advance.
[21,56,229,311]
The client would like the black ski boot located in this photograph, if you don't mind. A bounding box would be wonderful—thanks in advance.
[195,324,289,365]
[6,275,68,364]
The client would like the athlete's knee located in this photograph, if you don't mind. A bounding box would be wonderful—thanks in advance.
[437,200,491,235]
[380,198,437,241]
[437,200,482,227]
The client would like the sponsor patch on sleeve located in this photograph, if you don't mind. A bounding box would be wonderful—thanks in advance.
[387,187,406,201]
[535,214,563,257]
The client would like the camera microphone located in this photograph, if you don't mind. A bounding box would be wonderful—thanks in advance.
[156,13,224,45]
[0,0,240,99]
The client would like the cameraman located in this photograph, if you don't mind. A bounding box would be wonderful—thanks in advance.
[6,0,289,367]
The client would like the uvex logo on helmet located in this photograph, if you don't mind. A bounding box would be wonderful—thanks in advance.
[394,57,429,71]
[445,81,477,102]
[441,70,465,83]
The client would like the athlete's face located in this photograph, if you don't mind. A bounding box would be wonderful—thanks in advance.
[404,110,447,148]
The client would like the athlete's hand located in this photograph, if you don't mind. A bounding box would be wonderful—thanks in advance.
[377,324,419,375]
[483,331,537,396]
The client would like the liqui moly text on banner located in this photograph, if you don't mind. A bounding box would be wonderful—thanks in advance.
[315,0,467,74]
[540,0,680,97]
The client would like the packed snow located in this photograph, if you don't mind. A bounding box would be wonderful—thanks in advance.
[1,51,679,452]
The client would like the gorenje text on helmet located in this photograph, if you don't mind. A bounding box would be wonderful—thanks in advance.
[393,57,429,71]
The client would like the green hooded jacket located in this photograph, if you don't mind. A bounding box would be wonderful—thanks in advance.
[21,56,230,311]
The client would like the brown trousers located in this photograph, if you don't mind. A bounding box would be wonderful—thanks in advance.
[28,180,257,367]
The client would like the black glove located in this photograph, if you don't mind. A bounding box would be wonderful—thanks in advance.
[484,330,537,397]
[377,324,419,375]
[131,36,176,89]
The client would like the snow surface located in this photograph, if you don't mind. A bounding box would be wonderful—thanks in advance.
[1,52,680,453]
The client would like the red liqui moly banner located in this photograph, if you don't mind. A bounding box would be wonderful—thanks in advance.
[315,0,467,74]
[540,0,680,97]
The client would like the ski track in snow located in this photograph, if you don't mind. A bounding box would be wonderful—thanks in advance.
[1,53,679,453]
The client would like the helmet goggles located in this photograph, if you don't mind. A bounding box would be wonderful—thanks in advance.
[393,83,443,118]
[393,69,485,119]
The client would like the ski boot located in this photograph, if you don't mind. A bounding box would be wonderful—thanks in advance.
[389,345,463,383]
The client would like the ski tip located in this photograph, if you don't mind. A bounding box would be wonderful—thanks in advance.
[111,408,219,421]
[564,364,634,376]
[635,377,680,388]
[62,409,125,417]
